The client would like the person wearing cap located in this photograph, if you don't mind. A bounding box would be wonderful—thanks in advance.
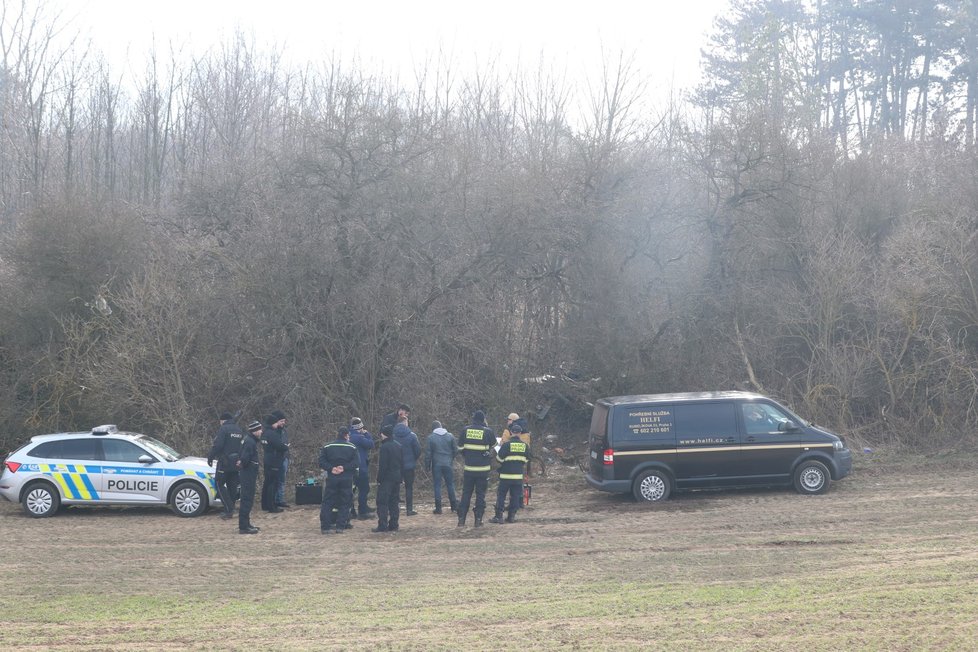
[319,426,360,534]
[207,411,244,520]
[501,411,533,478]
[424,420,458,514]
[501,412,530,444]
[268,410,290,508]
[260,411,289,512]
[348,417,375,519]
[393,414,422,516]
[372,424,403,533]
[457,410,495,527]
[236,420,264,534]
[490,424,528,524]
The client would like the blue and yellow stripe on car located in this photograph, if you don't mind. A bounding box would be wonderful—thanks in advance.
[164,468,218,497]
[37,464,100,500]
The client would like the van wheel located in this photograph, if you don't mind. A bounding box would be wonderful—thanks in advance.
[633,470,671,502]
[793,460,830,495]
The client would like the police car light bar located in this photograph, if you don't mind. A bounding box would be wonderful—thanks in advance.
[91,425,119,435]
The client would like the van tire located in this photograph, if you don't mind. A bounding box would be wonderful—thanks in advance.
[793,460,830,495]
[633,470,671,502]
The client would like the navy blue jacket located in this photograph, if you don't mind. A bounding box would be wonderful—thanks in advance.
[393,423,421,470]
[349,427,374,470]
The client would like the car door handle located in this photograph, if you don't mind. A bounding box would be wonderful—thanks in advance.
[745,436,756,442]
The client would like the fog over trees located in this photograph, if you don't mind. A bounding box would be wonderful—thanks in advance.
[2,0,978,459]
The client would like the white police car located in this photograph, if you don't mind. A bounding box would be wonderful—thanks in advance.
[0,425,219,518]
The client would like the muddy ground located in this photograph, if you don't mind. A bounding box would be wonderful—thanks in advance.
[1,454,977,650]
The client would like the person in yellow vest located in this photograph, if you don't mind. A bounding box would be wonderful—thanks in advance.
[490,424,528,524]
[457,410,495,528]
[501,412,533,476]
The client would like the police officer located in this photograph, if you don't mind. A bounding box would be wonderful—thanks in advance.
[490,424,528,524]
[261,412,289,512]
[319,426,360,534]
[349,417,375,520]
[237,421,263,534]
[207,411,244,520]
[457,410,495,528]
[373,424,403,533]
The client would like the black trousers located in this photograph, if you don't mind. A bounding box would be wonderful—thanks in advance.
[458,471,489,518]
[375,480,401,531]
[495,479,522,517]
[356,467,370,513]
[320,476,354,530]
[261,467,280,511]
[403,467,416,511]
[238,465,258,530]
[215,468,239,515]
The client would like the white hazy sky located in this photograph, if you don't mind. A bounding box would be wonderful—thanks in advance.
[76,0,730,95]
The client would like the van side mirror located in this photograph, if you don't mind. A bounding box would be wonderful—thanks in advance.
[779,420,799,432]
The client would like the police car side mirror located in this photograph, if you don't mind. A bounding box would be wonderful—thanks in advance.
[138,454,155,464]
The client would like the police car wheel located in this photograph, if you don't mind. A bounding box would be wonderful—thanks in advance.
[171,482,208,517]
[793,460,830,495]
[633,470,671,502]
[22,481,60,518]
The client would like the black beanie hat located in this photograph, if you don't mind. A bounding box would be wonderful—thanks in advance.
[270,410,286,422]
[473,410,486,424]
[219,411,233,421]
[380,424,394,437]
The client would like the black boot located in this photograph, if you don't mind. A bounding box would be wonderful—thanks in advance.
[457,513,466,527]
[474,515,484,527]
[489,514,504,524]
[433,501,442,514]
[506,512,516,523]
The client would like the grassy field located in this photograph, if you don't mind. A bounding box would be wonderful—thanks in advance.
[2,452,977,650]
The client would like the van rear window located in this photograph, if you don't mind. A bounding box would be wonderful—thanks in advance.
[590,404,609,444]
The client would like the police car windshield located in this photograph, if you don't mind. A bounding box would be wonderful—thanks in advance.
[136,435,181,462]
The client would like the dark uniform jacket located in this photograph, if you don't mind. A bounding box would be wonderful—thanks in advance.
[318,440,360,480]
[239,433,261,469]
[496,436,529,480]
[208,421,244,471]
[461,423,495,473]
[261,427,289,470]
[376,438,403,484]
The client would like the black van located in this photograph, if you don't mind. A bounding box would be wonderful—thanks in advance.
[584,391,852,501]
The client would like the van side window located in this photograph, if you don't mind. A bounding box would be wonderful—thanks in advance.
[675,403,737,439]
[741,403,789,434]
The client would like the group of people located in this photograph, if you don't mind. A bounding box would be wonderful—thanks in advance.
[207,410,292,534]
[207,404,532,535]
